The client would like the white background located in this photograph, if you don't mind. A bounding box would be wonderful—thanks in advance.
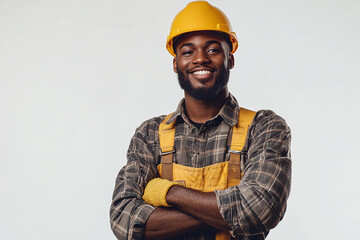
[1,0,359,239]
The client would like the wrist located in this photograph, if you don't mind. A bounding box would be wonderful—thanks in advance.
[166,185,183,206]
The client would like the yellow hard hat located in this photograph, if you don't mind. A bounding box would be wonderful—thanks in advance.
[166,1,238,57]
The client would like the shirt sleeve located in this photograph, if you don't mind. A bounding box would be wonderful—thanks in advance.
[110,120,160,240]
[215,110,292,237]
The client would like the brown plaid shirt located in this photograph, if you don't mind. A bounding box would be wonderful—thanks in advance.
[110,94,291,240]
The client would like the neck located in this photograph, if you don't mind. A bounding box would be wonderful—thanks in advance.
[184,88,229,123]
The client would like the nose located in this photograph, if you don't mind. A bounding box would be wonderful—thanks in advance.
[193,50,210,65]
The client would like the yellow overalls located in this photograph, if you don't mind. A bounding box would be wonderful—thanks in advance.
[157,108,256,240]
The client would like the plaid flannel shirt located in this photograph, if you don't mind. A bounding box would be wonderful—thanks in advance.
[110,94,291,239]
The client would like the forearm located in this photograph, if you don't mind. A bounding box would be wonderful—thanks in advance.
[144,207,208,240]
[166,185,230,231]
[110,197,156,239]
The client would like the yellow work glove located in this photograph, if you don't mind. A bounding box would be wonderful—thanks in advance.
[142,178,181,207]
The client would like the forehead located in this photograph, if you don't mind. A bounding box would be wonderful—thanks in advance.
[174,31,230,50]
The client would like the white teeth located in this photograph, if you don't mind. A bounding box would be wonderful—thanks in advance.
[193,70,211,75]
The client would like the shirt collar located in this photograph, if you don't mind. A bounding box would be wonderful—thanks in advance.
[166,93,240,127]
[218,93,239,126]
[166,98,185,124]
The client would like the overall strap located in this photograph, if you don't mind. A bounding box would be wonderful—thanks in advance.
[159,108,256,182]
[159,113,176,181]
[228,108,257,182]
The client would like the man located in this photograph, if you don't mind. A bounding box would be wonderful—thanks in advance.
[110,1,291,240]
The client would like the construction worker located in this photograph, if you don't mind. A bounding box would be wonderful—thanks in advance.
[110,1,291,240]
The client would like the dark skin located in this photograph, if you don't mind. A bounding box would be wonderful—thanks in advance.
[174,31,234,123]
[144,31,234,240]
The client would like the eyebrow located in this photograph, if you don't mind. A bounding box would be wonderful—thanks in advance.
[178,40,222,51]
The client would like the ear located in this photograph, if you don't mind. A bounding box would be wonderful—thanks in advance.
[173,57,178,73]
[228,54,235,69]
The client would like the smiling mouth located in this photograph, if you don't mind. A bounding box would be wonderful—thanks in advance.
[188,69,215,84]
[193,70,212,75]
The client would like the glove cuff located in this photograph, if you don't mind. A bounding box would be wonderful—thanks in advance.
[143,178,180,207]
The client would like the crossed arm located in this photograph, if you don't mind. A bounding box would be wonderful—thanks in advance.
[144,185,230,239]
[110,111,292,239]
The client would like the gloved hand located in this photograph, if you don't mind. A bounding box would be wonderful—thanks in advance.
[142,178,181,207]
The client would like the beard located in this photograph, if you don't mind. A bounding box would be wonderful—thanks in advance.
[177,64,230,102]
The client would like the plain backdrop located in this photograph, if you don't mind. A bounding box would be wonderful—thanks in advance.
[1,0,359,239]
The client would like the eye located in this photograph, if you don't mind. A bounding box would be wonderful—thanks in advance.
[207,48,220,53]
[182,50,193,56]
